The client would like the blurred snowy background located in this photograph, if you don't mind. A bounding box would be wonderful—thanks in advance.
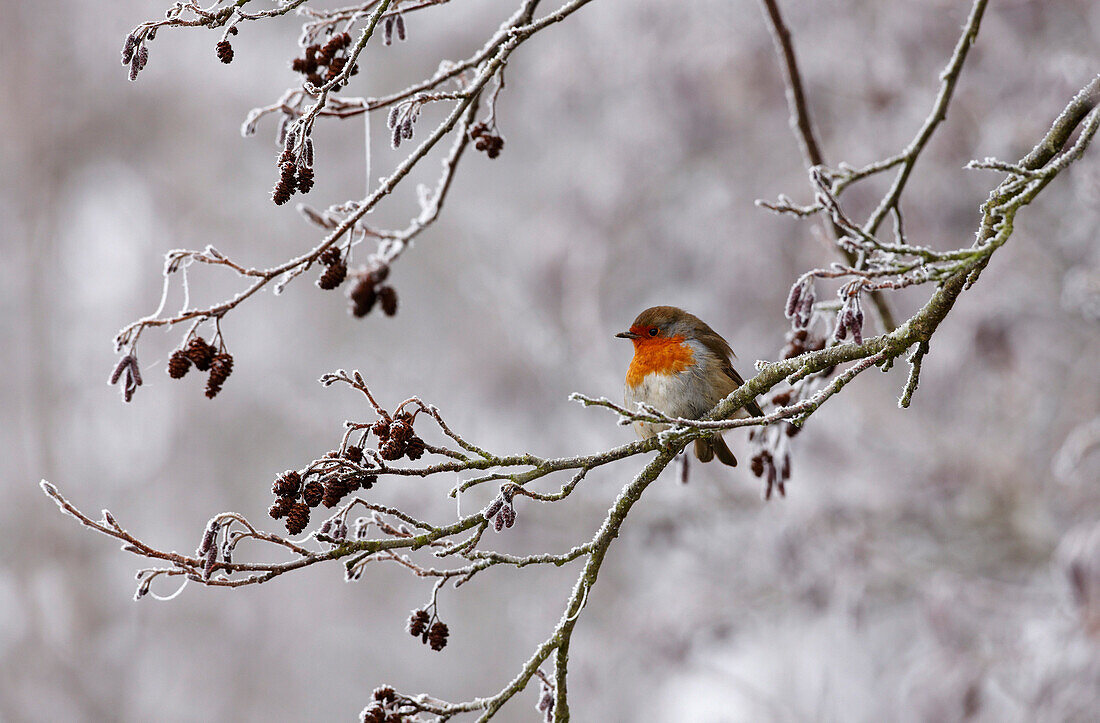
[3,0,1100,720]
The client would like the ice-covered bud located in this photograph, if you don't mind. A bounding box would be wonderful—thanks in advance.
[202,540,218,580]
[850,296,865,345]
[784,279,803,319]
[128,52,141,81]
[482,496,504,521]
[537,680,555,721]
[797,288,815,328]
[832,310,848,342]
[834,292,864,344]
[197,520,219,556]
[276,115,290,147]
[134,576,151,601]
[500,503,516,529]
[354,517,370,539]
[121,33,138,65]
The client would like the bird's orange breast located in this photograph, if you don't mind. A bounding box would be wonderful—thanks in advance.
[625,336,695,388]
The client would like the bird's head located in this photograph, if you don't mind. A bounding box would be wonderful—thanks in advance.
[615,306,694,346]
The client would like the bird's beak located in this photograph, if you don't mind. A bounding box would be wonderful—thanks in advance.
[616,331,640,339]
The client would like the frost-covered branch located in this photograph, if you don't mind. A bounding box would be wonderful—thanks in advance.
[73,0,1100,719]
[111,0,581,403]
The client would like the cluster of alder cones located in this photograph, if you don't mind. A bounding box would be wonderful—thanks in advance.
[166,337,234,398]
[469,121,504,159]
[372,411,426,461]
[214,27,238,64]
[290,32,358,91]
[272,145,314,206]
[407,608,449,651]
[268,445,377,535]
[314,252,399,318]
[317,247,347,290]
[749,447,789,500]
[361,685,410,723]
[348,263,398,318]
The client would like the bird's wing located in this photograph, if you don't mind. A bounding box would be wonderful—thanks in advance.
[721,359,765,418]
[692,319,766,418]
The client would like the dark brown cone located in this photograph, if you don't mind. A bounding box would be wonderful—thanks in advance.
[321,35,343,58]
[318,261,348,290]
[167,350,191,379]
[373,685,396,704]
[326,56,347,80]
[272,181,292,205]
[359,474,378,491]
[268,497,294,520]
[302,480,324,507]
[750,452,767,478]
[320,247,341,266]
[379,439,404,461]
[407,609,430,637]
[367,263,390,285]
[371,419,391,440]
[205,353,234,398]
[273,470,302,497]
[296,166,314,194]
[285,502,310,535]
[321,476,351,508]
[344,446,364,463]
[405,436,425,461]
[350,278,377,317]
[427,621,449,651]
[209,353,233,384]
[378,285,398,316]
[185,337,215,371]
[389,420,413,444]
[499,504,516,529]
[361,706,385,723]
[216,40,234,64]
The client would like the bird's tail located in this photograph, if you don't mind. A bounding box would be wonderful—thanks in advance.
[694,434,738,466]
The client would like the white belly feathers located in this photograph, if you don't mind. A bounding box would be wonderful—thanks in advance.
[625,367,709,439]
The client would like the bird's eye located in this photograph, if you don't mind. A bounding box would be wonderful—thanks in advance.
[648,327,659,337]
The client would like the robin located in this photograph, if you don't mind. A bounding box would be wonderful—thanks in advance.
[617,306,764,466]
